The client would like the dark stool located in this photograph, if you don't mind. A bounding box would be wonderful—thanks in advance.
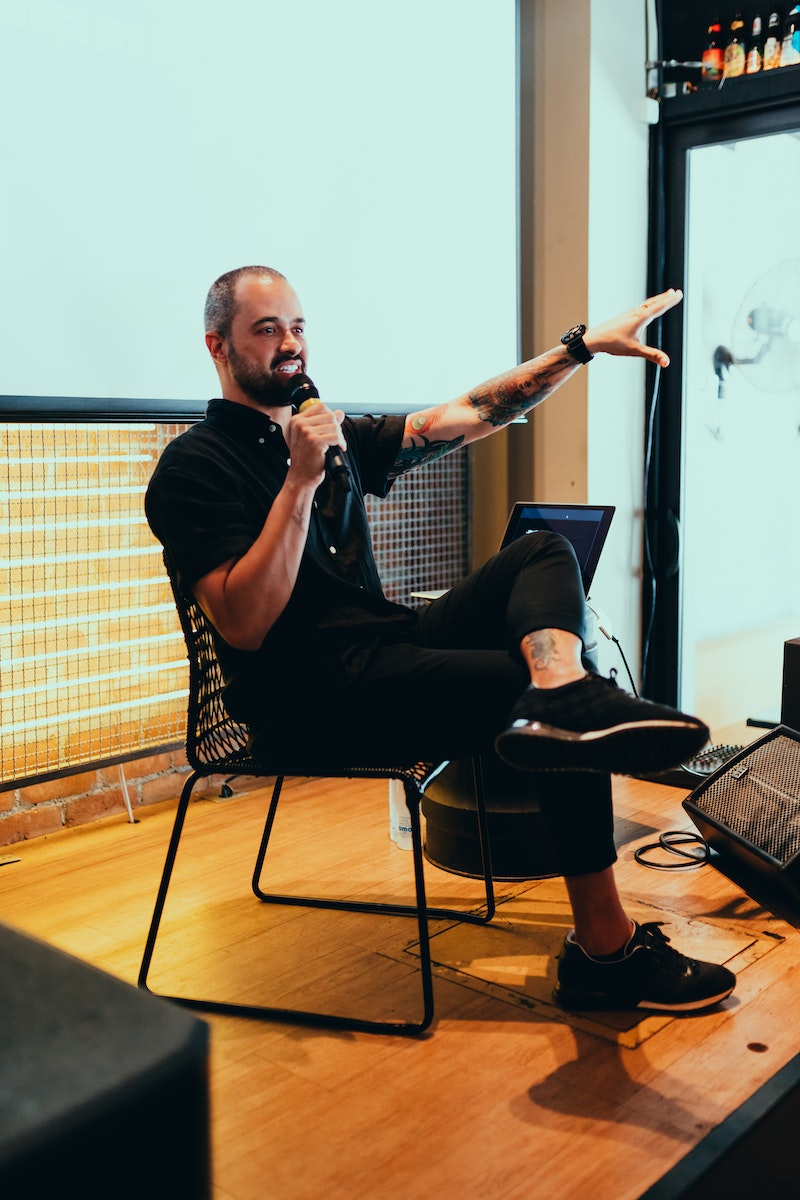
[423,756,559,881]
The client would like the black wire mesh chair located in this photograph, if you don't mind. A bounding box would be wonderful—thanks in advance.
[138,563,496,1035]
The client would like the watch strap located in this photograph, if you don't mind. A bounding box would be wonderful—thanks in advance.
[561,323,594,364]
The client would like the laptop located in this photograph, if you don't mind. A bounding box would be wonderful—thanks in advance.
[413,501,614,601]
[499,501,615,595]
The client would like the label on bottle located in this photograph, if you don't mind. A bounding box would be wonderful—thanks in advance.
[702,47,725,79]
[764,34,781,68]
[724,42,746,76]
[781,32,800,66]
[746,46,763,72]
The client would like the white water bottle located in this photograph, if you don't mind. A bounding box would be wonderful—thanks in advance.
[388,779,414,850]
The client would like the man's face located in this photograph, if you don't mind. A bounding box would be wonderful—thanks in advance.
[224,275,308,407]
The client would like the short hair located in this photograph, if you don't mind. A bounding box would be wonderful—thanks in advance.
[203,265,287,340]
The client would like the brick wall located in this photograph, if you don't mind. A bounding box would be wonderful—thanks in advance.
[0,750,191,848]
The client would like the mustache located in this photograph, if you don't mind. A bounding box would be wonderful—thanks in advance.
[272,353,304,370]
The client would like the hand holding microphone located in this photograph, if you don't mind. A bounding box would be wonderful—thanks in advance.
[287,373,350,492]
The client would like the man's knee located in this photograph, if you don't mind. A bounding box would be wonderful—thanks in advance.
[501,529,579,571]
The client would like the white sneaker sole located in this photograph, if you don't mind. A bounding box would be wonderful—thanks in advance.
[495,718,708,775]
[554,983,735,1012]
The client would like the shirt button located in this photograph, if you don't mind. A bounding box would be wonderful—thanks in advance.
[258,437,265,444]
[329,546,337,555]
[269,424,277,433]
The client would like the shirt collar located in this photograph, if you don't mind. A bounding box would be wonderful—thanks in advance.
[204,398,285,439]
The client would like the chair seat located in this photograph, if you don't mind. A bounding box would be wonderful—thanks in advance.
[215,757,442,786]
[190,711,441,790]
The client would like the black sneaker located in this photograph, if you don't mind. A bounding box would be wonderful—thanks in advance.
[494,671,709,775]
[553,921,736,1012]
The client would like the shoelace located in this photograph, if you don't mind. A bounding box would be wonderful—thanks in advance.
[635,921,695,967]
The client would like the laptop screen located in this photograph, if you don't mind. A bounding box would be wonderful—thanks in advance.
[499,502,615,594]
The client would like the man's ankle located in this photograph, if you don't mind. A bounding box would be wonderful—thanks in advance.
[528,668,587,690]
[573,919,635,960]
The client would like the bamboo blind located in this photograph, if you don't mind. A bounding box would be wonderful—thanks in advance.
[0,422,187,785]
[0,419,468,788]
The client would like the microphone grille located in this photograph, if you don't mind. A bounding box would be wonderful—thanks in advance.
[287,372,319,405]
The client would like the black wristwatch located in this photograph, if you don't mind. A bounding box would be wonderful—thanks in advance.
[560,323,594,364]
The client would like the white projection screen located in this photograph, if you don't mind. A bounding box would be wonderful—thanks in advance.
[1,1,517,415]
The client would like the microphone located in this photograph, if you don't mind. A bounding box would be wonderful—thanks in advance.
[287,372,350,490]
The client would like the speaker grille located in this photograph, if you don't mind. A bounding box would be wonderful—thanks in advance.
[689,732,800,865]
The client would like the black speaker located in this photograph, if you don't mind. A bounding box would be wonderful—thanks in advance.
[781,637,800,731]
[683,726,800,905]
[0,923,211,1199]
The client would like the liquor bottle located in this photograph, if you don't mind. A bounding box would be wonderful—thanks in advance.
[724,10,747,76]
[764,8,783,68]
[781,4,800,64]
[746,15,764,72]
[701,16,725,82]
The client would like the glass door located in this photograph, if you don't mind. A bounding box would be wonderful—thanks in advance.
[678,130,800,733]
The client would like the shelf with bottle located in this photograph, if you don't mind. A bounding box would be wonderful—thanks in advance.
[710,8,800,79]
[701,8,800,82]
[660,7,800,122]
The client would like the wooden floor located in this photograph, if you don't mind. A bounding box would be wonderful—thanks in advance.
[2,764,800,1200]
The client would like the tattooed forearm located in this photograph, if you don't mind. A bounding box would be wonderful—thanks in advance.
[389,433,465,478]
[468,349,573,427]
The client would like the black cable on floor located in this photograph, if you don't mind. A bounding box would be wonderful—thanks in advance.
[635,830,710,871]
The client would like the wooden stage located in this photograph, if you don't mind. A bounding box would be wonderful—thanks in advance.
[2,757,800,1199]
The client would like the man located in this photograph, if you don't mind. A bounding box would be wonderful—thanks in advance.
[145,265,736,1014]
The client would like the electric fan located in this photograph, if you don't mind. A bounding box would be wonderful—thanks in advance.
[714,259,800,397]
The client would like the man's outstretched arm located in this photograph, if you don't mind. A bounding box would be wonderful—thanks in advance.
[389,288,682,477]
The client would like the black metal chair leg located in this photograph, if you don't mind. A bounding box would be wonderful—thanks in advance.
[251,766,495,926]
[250,774,285,897]
[470,755,496,921]
[138,770,199,991]
[407,792,435,1031]
[139,770,438,1034]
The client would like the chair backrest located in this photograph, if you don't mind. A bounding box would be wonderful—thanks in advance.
[165,559,253,773]
[164,555,442,785]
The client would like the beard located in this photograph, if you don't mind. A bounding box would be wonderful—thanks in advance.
[226,340,300,407]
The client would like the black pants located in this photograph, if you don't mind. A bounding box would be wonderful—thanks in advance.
[255,532,617,876]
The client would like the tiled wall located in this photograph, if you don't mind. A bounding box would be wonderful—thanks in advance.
[366,451,469,605]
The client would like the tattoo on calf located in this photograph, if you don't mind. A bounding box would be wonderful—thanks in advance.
[523,630,558,670]
[390,433,465,477]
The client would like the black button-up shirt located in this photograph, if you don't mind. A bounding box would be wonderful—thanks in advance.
[145,399,417,721]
